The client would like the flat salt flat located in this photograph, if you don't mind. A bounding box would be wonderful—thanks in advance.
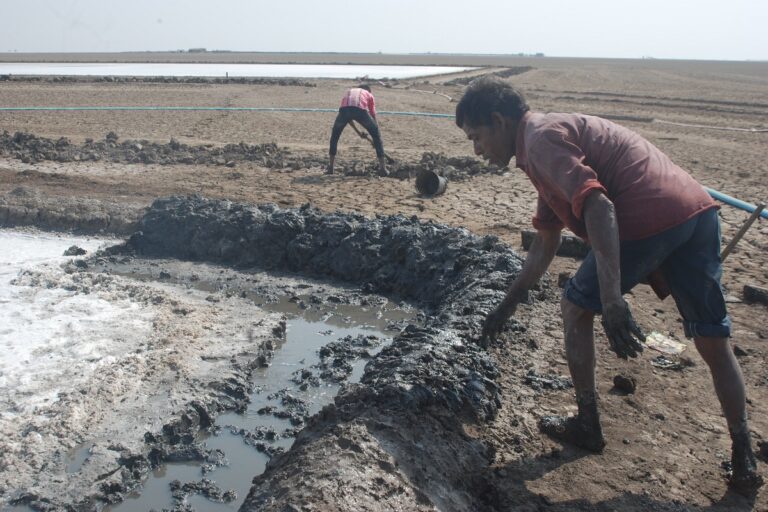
[0,230,144,416]
[0,63,475,79]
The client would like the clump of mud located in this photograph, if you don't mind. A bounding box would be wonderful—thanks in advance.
[387,151,504,180]
[0,130,296,168]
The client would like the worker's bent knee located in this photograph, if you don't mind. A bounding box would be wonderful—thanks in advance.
[561,294,594,323]
[694,336,732,365]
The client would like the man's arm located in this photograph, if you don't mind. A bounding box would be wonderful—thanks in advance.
[582,191,622,305]
[582,190,645,358]
[368,94,377,119]
[481,227,561,344]
[508,228,562,300]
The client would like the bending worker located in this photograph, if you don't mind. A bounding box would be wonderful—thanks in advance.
[456,77,762,493]
[327,84,388,176]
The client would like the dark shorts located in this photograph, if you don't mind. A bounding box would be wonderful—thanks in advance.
[328,106,384,158]
[563,208,731,338]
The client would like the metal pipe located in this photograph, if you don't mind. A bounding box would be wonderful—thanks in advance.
[705,187,768,220]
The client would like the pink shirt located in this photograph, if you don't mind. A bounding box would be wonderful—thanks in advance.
[340,88,377,118]
[515,112,716,241]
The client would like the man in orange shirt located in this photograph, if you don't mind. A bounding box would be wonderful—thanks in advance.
[456,77,762,493]
[327,84,388,176]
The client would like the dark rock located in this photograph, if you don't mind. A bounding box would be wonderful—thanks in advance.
[613,374,637,394]
[63,245,87,256]
[758,440,768,461]
[524,369,573,391]
[744,284,768,305]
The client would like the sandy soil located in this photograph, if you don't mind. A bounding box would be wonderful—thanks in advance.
[1,55,768,511]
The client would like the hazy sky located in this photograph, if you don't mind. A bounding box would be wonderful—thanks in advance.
[2,0,765,61]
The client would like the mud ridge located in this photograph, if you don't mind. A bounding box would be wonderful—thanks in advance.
[548,95,768,118]
[0,131,293,168]
[442,66,534,86]
[95,195,529,510]
[557,89,768,110]
[0,185,144,234]
[0,131,498,181]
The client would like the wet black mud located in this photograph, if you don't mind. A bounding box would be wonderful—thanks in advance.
[7,195,543,511]
[112,196,530,510]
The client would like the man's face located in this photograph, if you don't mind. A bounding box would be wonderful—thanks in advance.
[461,113,515,167]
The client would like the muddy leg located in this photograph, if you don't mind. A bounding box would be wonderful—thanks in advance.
[328,113,348,175]
[540,296,606,452]
[378,156,389,177]
[695,336,763,493]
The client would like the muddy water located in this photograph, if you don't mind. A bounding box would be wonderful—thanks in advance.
[101,267,413,511]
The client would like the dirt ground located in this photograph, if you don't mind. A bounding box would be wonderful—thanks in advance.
[1,54,768,511]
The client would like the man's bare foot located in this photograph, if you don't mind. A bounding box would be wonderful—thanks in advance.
[728,431,764,494]
[539,415,606,453]
[378,157,389,177]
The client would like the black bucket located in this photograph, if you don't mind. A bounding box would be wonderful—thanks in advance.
[415,169,448,197]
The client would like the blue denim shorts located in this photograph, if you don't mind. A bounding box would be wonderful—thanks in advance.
[563,208,731,338]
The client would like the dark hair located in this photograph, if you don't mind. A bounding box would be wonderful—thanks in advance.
[455,77,529,128]
[357,84,372,92]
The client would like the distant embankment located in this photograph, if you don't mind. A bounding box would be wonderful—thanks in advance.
[0,51,547,67]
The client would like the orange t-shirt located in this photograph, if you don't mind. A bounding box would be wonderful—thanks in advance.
[514,112,716,241]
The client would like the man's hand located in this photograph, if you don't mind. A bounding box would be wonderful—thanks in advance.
[480,300,518,347]
[601,299,645,359]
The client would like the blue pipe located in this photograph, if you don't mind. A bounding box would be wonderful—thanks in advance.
[706,188,768,220]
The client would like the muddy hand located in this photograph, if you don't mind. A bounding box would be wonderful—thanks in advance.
[480,302,517,347]
[601,299,645,359]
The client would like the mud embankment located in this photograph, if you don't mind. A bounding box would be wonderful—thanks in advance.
[0,130,498,179]
[102,195,530,510]
[0,131,293,168]
[0,185,144,235]
[0,131,499,234]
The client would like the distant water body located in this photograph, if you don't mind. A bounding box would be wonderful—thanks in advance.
[0,63,474,79]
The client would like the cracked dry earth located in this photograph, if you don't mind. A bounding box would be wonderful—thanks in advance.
[1,54,767,511]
